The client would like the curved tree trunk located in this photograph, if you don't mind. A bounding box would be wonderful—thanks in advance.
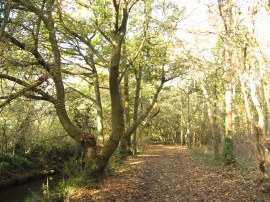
[91,38,125,177]
[45,1,99,172]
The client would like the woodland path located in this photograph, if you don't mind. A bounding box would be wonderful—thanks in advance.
[71,144,270,202]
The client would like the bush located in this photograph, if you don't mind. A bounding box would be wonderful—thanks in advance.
[0,140,82,190]
[14,156,35,170]
[224,137,236,165]
[0,162,11,171]
[43,143,82,170]
[0,154,35,172]
[62,157,82,178]
[105,150,124,176]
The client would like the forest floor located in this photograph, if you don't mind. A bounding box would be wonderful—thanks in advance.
[71,144,270,202]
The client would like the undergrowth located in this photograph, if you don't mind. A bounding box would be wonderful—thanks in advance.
[190,149,256,173]
[190,150,224,167]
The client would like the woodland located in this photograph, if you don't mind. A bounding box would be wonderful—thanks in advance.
[0,0,270,201]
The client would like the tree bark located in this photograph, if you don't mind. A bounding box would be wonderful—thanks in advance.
[186,86,192,149]
[249,78,268,177]
[218,0,236,164]
[119,43,132,157]
[132,65,143,153]
[92,66,104,145]
[201,83,219,156]
[88,0,129,176]
[239,71,268,177]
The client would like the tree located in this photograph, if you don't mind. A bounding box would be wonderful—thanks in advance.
[0,0,183,177]
[0,0,131,176]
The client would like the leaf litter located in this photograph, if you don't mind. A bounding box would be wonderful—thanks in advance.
[71,144,270,202]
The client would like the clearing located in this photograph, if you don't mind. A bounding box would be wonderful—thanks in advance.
[72,145,270,202]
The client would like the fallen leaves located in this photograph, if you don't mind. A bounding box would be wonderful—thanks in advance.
[71,145,270,202]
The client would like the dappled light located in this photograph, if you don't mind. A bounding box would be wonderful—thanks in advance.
[138,155,160,157]
[129,161,144,165]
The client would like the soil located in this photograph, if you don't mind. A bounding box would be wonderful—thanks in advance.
[71,144,270,202]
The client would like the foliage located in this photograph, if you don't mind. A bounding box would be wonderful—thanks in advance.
[0,139,81,190]
[105,150,125,176]
[223,137,236,165]
[24,179,76,202]
[0,154,37,176]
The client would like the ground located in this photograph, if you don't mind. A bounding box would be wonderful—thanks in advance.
[71,144,270,202]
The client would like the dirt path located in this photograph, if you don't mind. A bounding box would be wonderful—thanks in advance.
[72,145,270,202]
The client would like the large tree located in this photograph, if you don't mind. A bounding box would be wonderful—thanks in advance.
[0,0,182,176]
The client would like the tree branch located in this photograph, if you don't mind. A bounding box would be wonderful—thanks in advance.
[0,73,54,102]
[124,77,165,138]
[59,16,108,64]
[1,31,51,71]
[0,73,51,108]
[65,83,96,103]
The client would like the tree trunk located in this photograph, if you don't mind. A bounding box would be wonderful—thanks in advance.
[119,43,132,157]
[180,130,185,146]
[249,78,268,177]
[93,69,104,145]
[93,35,125,176]
[45,3,85,144]
[218,0,235,164]
[224,59,234,164]
[45,2,101,175]
[87,54,105,144]
[239,71,268,177]
[254,124,268,177]
[257,52,270,138]
[132,65,142,153]
[201,83,219,156]
[187,88,192,149]
[82,0,130,177]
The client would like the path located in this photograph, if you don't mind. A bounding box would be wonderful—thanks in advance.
[72,145,270,202]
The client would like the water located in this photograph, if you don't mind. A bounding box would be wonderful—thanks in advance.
[0,174,62,202]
